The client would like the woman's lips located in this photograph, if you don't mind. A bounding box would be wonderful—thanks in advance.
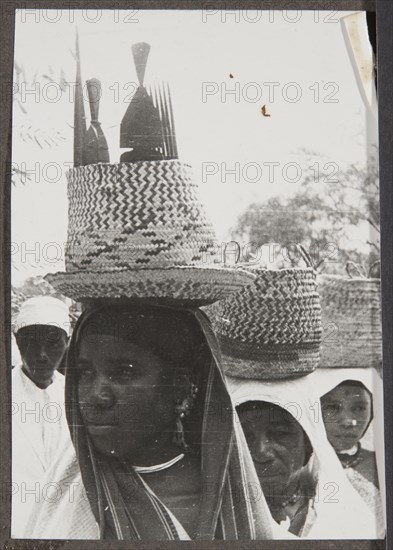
[86,422,118,428]
[86,424,119,435]
[82,408,120,424]
[254,461,283,478]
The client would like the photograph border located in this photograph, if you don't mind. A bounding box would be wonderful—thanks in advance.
[1,1,391,548]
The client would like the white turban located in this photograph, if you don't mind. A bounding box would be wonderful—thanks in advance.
[14,296,70,336]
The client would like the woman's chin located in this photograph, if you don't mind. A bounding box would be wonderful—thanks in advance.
[87,426,130,457]
[259,476,288,498]
[330,435,360,452]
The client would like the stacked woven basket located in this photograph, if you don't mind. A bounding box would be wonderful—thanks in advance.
[44,37,382,381]
[46,42,255,307]
[206,264,322,380]
[318,274,382,370]
[46,161,254,305]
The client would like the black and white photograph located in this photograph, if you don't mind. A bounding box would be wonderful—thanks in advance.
[4,5,389,543]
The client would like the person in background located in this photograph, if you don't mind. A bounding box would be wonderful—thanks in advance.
[310,272,386,536]
[11,296,71,537]
[314,368,385,536]
[206,261,382,539]
[321,379,376,484]
[228,375,380,539]
[236,398,313,535]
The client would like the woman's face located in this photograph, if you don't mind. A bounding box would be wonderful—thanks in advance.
[76,333,176,460]
[238,402,307,501]
[321,382,372,452]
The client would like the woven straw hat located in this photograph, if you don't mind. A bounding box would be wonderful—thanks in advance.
[205,264,322,380]
[318,270,382,369]
[45,161,254,305]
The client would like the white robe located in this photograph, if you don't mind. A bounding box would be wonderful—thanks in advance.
[11,364,72,538]
[307,367,386,537]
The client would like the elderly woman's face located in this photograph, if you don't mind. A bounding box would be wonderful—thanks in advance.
[321,382,372,452]
[238,402,307,500]
[76,333,175,460]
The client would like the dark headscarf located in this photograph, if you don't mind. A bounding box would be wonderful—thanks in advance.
[64,302,275,540]
[74,304,207,368]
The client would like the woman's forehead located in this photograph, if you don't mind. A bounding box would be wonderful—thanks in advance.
[324,382,371,401]
[81,307,191,331]
[77,334,155,356]
[238,402,298,425]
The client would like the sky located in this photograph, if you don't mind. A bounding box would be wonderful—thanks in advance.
[11,8,376,285]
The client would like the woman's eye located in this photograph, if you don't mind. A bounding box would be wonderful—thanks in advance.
[270,429,294,440]
[272,429,291,436]
[79,367,94,378]
[352,406,367,413]
[323,404,339,415]
[116,370,132,377]
[113,364,136,377]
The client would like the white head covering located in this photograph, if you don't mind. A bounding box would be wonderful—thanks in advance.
[307,367,386,530]
[14,296,70,336]
[227,374,381,539]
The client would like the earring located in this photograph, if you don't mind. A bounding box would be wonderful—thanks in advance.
[173,381,199,450]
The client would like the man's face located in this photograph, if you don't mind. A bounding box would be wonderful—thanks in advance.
[238,402,307,502]
[17,325,68,388]
[321,382,372,452]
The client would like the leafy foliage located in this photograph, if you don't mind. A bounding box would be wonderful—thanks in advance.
[12,61,69,186]
[231,156,380,274]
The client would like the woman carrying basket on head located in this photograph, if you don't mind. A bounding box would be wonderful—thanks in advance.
[23,40,280,541]
[205,259,382,539]
[308,268,385,538]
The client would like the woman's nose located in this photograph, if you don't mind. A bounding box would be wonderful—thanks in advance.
[253,435,275,461]
[339,417,358,427]
[90,377,115,408]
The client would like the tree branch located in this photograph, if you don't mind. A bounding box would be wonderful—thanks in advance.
[366,240,380,252]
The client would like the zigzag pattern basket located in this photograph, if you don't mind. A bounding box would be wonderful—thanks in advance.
[46,160,255,303]
[46,267,255,306]
[318,275,382,369]
[205,267,322,379]
[66,161,216,270]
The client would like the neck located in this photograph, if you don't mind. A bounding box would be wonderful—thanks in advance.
[127,429,185,467]
[266,479,302,512]
[338,442,360,456]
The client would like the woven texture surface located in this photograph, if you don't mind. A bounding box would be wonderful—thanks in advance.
[205,267,322,379]
[46,159,256,303]
[318,275,382,369]
[46,267,255,305]
[66,160,216,271]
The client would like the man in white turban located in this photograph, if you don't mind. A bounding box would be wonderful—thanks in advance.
[11,296,71,537]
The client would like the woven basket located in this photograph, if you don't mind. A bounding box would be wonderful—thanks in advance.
[46,160,255,304]
[64,161,216,271]
[205,266,322,380]
[46,267,255,306]
[318,274,382,369]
